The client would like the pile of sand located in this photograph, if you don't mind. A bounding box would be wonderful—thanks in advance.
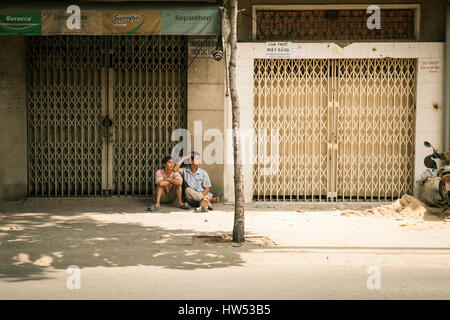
[341,194,431,220]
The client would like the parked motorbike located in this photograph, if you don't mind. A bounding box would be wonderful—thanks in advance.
[421,141,450,207]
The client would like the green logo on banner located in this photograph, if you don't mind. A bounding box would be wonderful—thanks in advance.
[0,11,41,35]
[125,17,146,34]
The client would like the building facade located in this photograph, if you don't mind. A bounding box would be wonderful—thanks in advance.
[230,0,449,203]
[0,0,449,204]
[0,1,227,200]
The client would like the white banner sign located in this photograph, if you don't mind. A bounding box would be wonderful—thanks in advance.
[266,42,304,59]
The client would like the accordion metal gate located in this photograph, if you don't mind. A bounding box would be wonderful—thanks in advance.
[253,58,416,202]
[26,35,187,197]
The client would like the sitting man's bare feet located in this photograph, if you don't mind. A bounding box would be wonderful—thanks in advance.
[210,197,219,203]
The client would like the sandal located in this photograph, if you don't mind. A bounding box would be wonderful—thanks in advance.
[147,205,160,212]
[179,202,191,210]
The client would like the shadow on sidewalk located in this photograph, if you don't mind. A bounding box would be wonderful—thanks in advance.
[0,200,246,282]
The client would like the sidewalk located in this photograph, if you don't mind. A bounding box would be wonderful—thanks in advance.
[1,198,450,250]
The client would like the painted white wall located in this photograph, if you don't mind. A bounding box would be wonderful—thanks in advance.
[227,42,445,203]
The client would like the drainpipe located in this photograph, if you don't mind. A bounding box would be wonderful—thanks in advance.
[446,4,450,150]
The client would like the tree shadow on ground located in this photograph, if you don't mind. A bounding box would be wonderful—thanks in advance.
[0,200,251,282]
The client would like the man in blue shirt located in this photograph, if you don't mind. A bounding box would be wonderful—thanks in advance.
[173,152,219,212]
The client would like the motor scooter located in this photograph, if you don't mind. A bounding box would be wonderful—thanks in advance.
[421,141,450,207]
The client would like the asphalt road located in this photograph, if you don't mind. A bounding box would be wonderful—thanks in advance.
[1,248,450,299]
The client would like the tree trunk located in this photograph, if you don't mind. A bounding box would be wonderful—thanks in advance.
[228,0,245,243]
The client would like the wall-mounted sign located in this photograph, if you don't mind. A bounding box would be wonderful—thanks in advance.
[0,11,41,35]
[41,10,102,35]
[103,10,161,35]
[266,42,304,59]
[188,36,217,57]
[162,9,220,35]
[420,59,441,75]
[0,5,220,36]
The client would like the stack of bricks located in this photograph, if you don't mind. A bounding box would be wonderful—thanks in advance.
[256,9,415,41]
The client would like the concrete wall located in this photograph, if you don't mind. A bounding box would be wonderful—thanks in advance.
[445,4,450,150]
[0,36,27,200]
[186,36,227,199]
[237,0,447,42]
[232,42,445,202]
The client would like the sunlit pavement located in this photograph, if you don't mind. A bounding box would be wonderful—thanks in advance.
[1,198,450,299]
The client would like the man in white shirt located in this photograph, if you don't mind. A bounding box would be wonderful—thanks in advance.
[173,152,219,212]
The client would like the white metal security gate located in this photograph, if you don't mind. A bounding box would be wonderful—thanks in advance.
[26,36,187,196]
[253,58,416,202]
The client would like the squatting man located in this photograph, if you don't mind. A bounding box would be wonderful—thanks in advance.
[148,152,219,212]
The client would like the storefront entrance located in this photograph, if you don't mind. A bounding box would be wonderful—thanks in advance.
[26,35,187,196]
[253,58,416,202]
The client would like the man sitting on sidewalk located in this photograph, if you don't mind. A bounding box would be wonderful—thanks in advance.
[147,156,190,211]
[173,152,219,212]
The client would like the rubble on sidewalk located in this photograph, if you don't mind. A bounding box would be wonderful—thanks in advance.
[340,194,439,220]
